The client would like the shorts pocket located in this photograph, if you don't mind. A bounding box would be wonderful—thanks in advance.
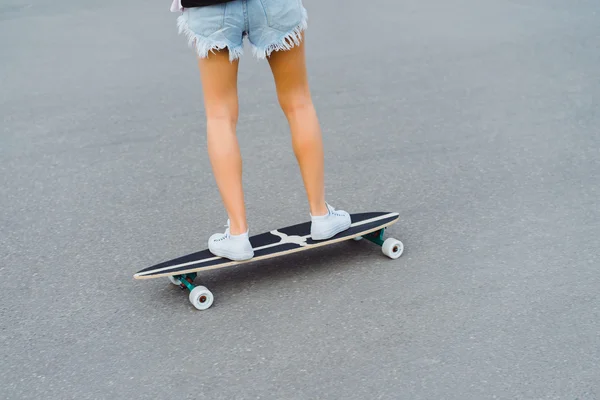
[184,3,227,37]
[259,0,303,32]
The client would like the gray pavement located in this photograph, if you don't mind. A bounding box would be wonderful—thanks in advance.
[1,0,599,399]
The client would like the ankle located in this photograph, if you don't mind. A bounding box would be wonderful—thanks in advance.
[228,221,248,236]
[310,202,329,217]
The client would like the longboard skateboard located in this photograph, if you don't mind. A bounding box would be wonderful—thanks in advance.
[134,211,404,310]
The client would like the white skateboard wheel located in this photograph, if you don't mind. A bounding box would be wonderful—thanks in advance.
[168,276,182,286]
[189,286,214,310]
[353,236,363,241]
[382,238,404,259]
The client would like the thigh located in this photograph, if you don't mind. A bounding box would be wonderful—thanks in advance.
[198,50,240,119]
[266,35,311,108]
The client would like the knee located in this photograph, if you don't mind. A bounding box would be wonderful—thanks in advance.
[205,104,239,126]
[278,93,313,117]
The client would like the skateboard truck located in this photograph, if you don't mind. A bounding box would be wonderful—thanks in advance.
[363,228,387,246]
[354,228,404,259]
[174,273,196,291]
[168,273,214,310]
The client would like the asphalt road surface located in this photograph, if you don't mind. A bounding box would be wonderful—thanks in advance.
[2,0,599,399]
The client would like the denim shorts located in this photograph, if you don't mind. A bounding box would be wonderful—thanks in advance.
[176,0,308,61]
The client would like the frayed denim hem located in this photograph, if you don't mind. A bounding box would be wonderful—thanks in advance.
[177,15,244,62]
[250,7,308,60]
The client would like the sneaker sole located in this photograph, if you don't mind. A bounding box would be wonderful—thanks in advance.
[213,251,254,261]
[208,246,254,261]
[311,220,352,241]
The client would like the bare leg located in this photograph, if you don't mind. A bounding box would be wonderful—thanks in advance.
[267,35,329,217]
[197,50,248,235]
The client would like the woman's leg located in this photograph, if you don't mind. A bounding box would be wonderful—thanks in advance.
[197,49,248,236]
[198,49,253,260]
[266,36,328,217]
[267,35,351,239]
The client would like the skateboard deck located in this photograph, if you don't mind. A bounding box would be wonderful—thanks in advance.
[134,211,404,310]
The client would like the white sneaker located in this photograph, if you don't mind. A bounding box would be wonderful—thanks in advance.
[310,203,352,240]
[208,220,254,261]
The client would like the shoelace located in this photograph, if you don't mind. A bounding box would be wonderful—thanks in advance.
[327,204,346,217]
[215,220,231,241]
